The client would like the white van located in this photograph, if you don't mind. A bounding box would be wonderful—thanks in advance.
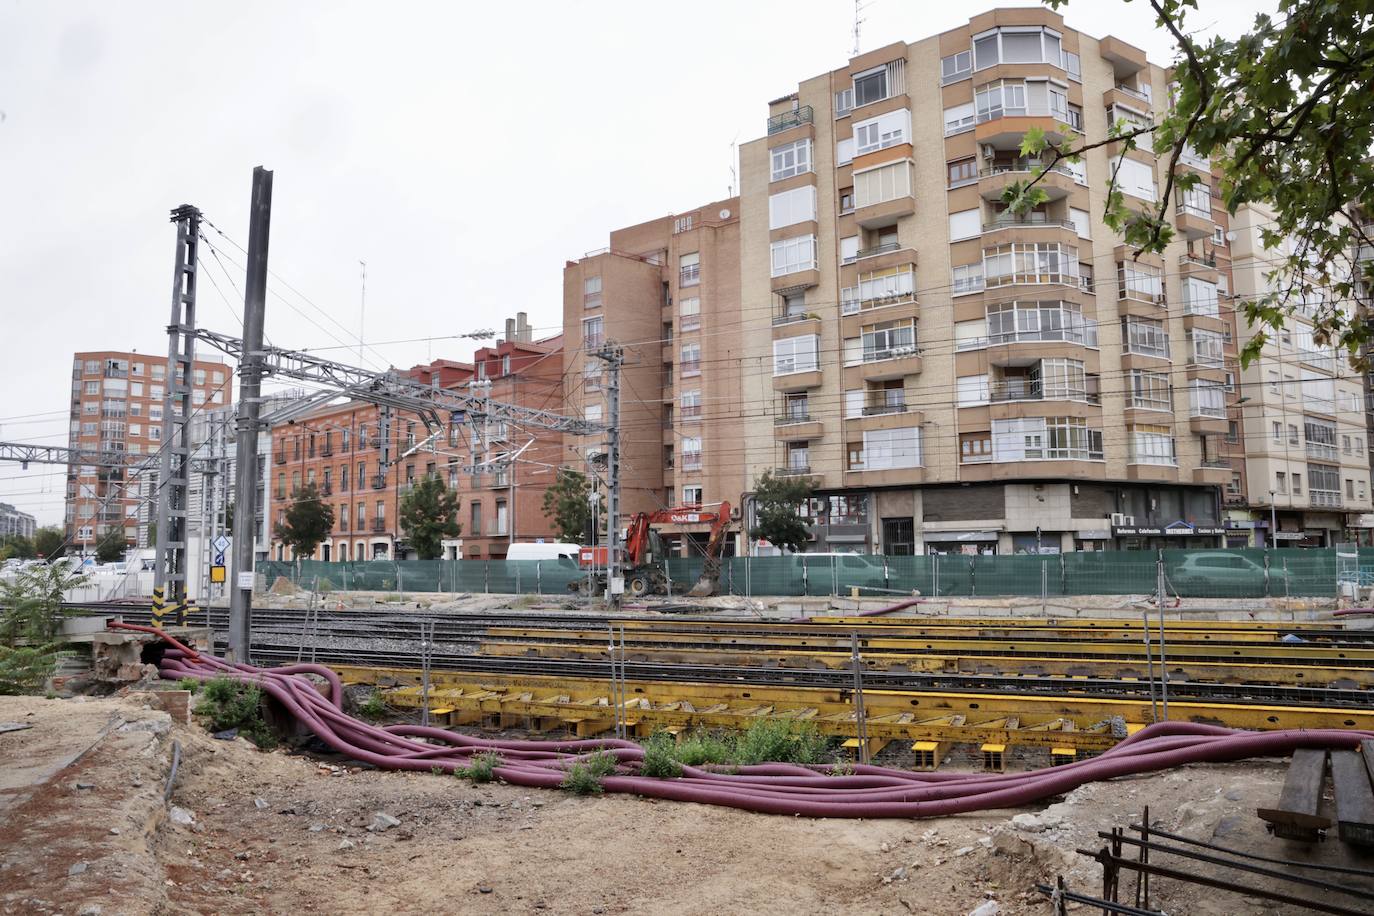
[505,542,581,562]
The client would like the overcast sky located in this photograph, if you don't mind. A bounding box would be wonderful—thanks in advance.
[0,0,1272,526]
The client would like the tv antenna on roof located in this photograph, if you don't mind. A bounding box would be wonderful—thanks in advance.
[853,0,878,57]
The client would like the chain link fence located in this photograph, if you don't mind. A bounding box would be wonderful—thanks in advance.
[256,547,1374,599]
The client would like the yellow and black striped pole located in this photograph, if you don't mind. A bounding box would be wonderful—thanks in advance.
[151,586,166,630]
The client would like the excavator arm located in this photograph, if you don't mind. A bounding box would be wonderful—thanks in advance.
[686,500,732,598]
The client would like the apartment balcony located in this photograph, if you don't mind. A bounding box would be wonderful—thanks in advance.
[1126,461,1180,483]
[982,215,1077,241]
[857,346,922,382]
[370,474,387,490]
[371,518,387,533]
[977,162,1081,203]
[1102,82,1153,113]
[771,268,820,294]
[680,455,703,472]
[320,482,333,497]
[774,465,821,483]
[1175,204,1213,240]
[974,110,1076,152]
[767,104,813,136]
[844,463,924,487]
[1124,397,1173,418]
[853,195,915,230]
[1305,396,1336,417]
[1306,441,1338,461]
[985,324,1099,367]
[320,445,333,457]
[772,314,821,339]
[847,404,923,433]
[1100,36,1148,78]
[773,415,822,441]
[1181,310,1227,335]
[1178,146,1211,175]
[989,380,1100,407]
[1192,460,1232,486]
[487,524,509,537]
[1178,253,1220,283]
[1188,410,1229,435]
[772,369,823,393]
[1310,489,1343,509]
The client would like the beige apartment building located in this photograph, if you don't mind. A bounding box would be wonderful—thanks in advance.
[65,350,231,553]
[737,7,1246,554]
[562,200,746,555]
[1229,205,1373,547]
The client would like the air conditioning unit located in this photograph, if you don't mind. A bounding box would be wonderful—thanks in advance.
[980,144,996,159]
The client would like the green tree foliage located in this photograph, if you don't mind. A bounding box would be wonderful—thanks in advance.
[32,527,64,560]
[0,563,89,694]
[95,527,127,564]
[398,475,461,560]
[541,468,592,543]
[273,483,335,560]
[0,535,35,561]
[1010,0,1374,366]
[749,471,813,554]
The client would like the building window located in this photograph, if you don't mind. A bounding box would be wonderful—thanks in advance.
[1228,473,1242,495]
[941,49,972,83]
[944,102,976,135]
[1118,262,1164,303]
[1112,157,1157,202]
[853,160,912,208]
[769,138,812,181]
[584,276,602,308]
[1182,278,1219,316]
[1128,371,1171,411]
[853,63,890,107]
[768,186,818,230]
[1064,50,1081,81]
[834,86,854,117]
[683,486,703,507]
[582,316,604,347]
[681,436,702,471]
[680,343,701,375]
[1128,425,1176,465]
[984,243,1080,287]
[860,426,921,470]
[680,390,702,419]
[952,263,985,295]
[1121,317,1170,357]
[1292,473,1302,495]
[1275,472,1287,495]
[679,252,700,287]
[772,335,819,376]
[769,235,818,277]
[973,27,1063,70]
[948,157,977,188]
[853,108,911,155]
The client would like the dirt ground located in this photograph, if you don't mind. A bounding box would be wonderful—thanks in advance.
[2,694,1372,916]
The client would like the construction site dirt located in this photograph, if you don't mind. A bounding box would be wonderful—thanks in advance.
[4,694,1372,916]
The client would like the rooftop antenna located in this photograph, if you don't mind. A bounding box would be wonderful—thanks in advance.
[728,133,739,197]
[358,260,367,367]
[852,0,864,57]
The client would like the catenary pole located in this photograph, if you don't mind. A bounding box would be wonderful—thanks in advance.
[228,166,273,662]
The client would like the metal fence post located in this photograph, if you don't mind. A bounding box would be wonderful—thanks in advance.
[664,557,672,598]
[850,632,869,765]
[536,560,542,596]
[802,559,809,596]
[933,554,940,598]
[396,562,403,595]
[969,557,976,597]
[1263,550,1271,598]
[830,554,838,597]
[746,554,751,598]
[484,560,489,594]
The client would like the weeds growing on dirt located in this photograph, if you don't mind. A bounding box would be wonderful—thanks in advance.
[457,751,502,783]
[636,720,831,777]
[639,732,684,778]
[194,676,276,749]
[562,761,605,795]
[356,691,388,721]
[177,677,200,694]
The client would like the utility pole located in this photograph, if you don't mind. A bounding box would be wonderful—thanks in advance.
[152,204,202,628]
[594,344,624,608]
[228,166,273,662]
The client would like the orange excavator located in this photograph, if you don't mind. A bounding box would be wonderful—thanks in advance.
[576,502,733,598]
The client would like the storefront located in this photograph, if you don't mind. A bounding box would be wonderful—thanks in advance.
[1111,521,1226,550]
[923,530,999,555]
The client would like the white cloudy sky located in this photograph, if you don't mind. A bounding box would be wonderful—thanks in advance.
[0,0,1272,526]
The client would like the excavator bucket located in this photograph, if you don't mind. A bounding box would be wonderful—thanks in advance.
[685,575,716,598]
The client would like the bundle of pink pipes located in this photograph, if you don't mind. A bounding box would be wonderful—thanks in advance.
[116,622,1374,819]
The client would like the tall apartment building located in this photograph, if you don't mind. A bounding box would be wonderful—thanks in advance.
[1229,204,1372,547]
[0,503,37,541]
[562,200,746,555]
[267,318,565,561]
[735,7,1254,554]
[65,350,231,553]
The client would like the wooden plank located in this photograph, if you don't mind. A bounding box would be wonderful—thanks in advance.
[1361,739,1374,790]
[1258,749,1331,840]
[1331,750,1374,846]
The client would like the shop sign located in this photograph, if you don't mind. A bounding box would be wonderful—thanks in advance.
[1112,521,1225,537]
[1271,531,1304,541]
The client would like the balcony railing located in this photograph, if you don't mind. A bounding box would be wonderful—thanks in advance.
[1306,441,1338,461]
[776,465,812,477]
[1189,404,1228,419]
[1200,458,1231,468]
[989,381,1099,404]
[980,161,1078,181]
[989,320,1099,348]
[680,360,701,375]
[854,241,900,260]
[1306,396,1336,415]
[321,483,333,496]
[772,312,811,326]
[983,216,1076,233]
[321,446,333,457]
[862,344,920,364]
[862,403,907,416]
[370,474,387,490]
[1310,489,1343,508]
[1114,82,1151,103]
[1176,202,1211,220]
[1179,253,1217,269]
[371,518,386,532]
[681,455,703,471]
[775,413,813,425]
[767,105,814,135]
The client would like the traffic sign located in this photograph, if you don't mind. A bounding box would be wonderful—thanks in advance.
[211,535,231,554]
[210,566,226,584]
[214,552,225,566]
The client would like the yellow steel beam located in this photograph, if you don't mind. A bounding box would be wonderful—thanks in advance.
[328,664,1374,755]
[481,627,1374,663]
[476,640,1374,688]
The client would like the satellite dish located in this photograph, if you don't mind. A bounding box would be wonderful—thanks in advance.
[719,208,731,219]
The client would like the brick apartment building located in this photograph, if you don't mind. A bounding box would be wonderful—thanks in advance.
[562,200,747,556]
[267,316,564,561]
[65,350,231,553]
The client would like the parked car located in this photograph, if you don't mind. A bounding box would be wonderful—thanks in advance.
[1172,552,1287,597]
[796,552,891,593]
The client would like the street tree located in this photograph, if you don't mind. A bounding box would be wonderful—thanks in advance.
[273,484,335,561]
[398,475,461,560]
[0,535,34,561]
[95,527,127,564]
[32,527,64,560]
[0,563,89,694]
[749,471,813,554]
[541,468,592,543]
[1006,0,1374,365]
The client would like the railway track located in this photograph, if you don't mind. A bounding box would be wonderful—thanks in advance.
[71,601,1374,710]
